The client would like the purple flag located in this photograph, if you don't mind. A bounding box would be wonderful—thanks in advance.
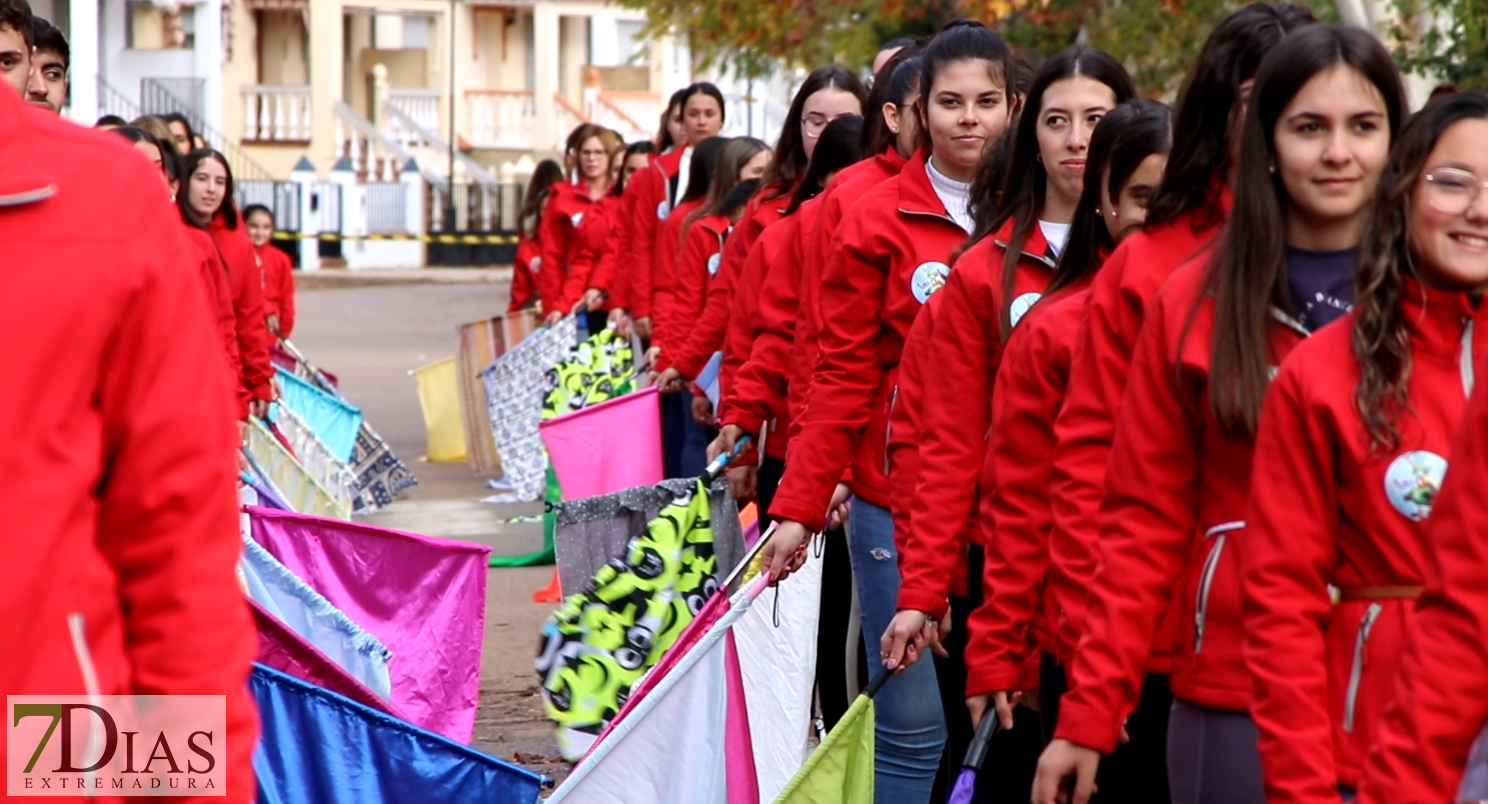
[247,506,492,742]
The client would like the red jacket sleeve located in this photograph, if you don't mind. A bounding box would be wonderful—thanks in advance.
[196,244,248,419]
[668,222,753,380]
[100,215,259,801]
[536,189,571,313]
[1239,353,1343,804]
[1048,246,1139,655]
[585,203,620,302]
[1055,284,1200,755]
[219,226,274,402]
[270,248,296,339]
[1359,392,1488,804]
[610,178,644,313]
[509,237,538,313]
[768,210,888,530]
[629,167,666,320]
[723,231,801,435]
[897,255,996,618]
[886,295,936,549]
[721,221,791,408]
[966,315,1065,696]
[560,204,609,313]
[655,217,715,369]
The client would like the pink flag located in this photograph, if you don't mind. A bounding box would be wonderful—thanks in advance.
[246,506,491,742]
[540,386,663,499]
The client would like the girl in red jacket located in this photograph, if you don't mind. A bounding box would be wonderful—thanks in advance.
[1244,88,1488,804]
[1357,102,1488,804]
[178,148,275,419]
[761,22,1017,804]
[963,98,1173,800]
[243,204,297,340]
[1033,25,1407,804]
[1043,3,1315,686]
[658,66,868,397]
[566,142,654,331]
[885,43,1135,671]
[618,83,726,341]
[539,124,623,325]
[511,159,565,314]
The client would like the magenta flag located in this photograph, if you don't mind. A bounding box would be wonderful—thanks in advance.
[540,386,663,499]
[247,506,491,742]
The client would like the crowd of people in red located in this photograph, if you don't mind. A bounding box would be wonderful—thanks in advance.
[9,0,1488,799]
[505,6,1488,804]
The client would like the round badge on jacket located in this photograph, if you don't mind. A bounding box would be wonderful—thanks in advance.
[910,261,951,304]
[707,253,722,276]
[1009,292,1042,328]
[531,256,543,274]
[571,212,585,228]
[657,200,671,220]
[1384,450,1448,521]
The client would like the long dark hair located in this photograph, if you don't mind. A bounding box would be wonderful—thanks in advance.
[1145,2,1316,232]
[677,136,731,209]
[915,20,1015,153]
[110,125,179,184]
[983,46,1135,337]
[656,87,689,152]
[759,66,867,200]
[1353,93,1488,451]
[861,44,925,155]
[786,115,866,215]
[1047,99,1173,295]
[693,137,770,222]
[519,159,565,234]
[1205,24,1408,438]
[610,141,655,198]
[177,148,239,228]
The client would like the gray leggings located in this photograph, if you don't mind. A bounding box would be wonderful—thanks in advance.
[1166,700,1266,804]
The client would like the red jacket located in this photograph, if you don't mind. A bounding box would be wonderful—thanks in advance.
[620,148,686,320]
[667,189,789,380]
[720,206,813,459]
[1047,206,1227,662]
[0,94,257,801]
[185,225,248,418]
[1055,257,1310,753]
[1242,280,1484,803]
[896,221,1056,619]
[255,242,296,339]
[787,149,910,446]
[538,180,604,313]
[561,193,624,312]
[509,233,540,313]
[964,284,1089,697]
[1359,343,1488,804]
[769,150,970,529]
[651,199,705,358]
[209,214,274,403]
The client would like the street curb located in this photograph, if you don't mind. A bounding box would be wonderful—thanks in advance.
[296,266,514,289]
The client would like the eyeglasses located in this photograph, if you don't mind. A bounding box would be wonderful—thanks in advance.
[801,113,831,139]
[1423,167,1488,216]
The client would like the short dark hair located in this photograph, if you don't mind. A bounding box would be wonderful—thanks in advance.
[0,0,32,48]
[29,14,66,67]
[243,204,274,225]
[95,114,128,128]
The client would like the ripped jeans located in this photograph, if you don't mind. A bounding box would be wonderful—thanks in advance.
[846,498,947,804]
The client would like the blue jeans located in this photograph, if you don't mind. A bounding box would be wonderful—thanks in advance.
[847,498,947,804]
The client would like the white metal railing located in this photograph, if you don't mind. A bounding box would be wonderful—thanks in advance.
[333,100,442,185]
[243,85,313,142]
[388,88,441,133]
[464,89,536,149]
[553,92,588,149]
[592,91,658,141]
[384,102,499,186]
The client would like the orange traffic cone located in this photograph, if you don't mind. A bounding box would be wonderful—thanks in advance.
[531,568,563,603]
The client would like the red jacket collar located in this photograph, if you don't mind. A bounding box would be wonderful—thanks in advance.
[1402,273,1481,360]
[656,146,687,176]
[0,88,58,207]
[897,149,955,220]
[877,146,909,175]
[698,213,730,237]
[992,216,1055,267]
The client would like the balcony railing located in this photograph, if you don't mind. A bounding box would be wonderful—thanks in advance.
[592,91,659,140]
[464,89,535,149]
[388,88,441,134]
[243,85,313,143]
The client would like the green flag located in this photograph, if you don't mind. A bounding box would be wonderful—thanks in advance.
[773,692,877,803]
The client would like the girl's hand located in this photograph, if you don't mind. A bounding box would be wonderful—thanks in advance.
[880,609,931,673]
[690,394,713,426]
[654,367,683,393]
[583,288,606,311]
[1033,739,1102,804]
[633,316,653,339]
[762,520,811,580]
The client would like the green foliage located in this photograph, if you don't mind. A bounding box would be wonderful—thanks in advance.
[1392,0,1488,91]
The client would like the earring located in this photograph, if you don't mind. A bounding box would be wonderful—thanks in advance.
[888,124,899,135]
[1268,163,1276,174]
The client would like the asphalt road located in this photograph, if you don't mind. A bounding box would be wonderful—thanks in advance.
[291,274,569,787]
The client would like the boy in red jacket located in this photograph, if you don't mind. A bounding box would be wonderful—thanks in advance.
[0,71,257,801]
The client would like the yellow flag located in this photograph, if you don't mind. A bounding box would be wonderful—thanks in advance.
[772,693,876,803]
[413,357,468,462]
